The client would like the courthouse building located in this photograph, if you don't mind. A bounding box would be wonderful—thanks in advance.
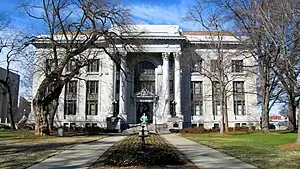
[31,25,259,131]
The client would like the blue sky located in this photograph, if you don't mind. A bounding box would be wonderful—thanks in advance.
[0,0,201,33]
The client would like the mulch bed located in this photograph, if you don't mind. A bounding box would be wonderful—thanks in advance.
[90,134,198,169]
[279,143,300,151]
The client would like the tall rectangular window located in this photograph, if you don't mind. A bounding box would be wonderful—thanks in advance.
[65,81,77,94]
[191,81,203,116]
[211,60,218,72]
[64,81,77,115]
[86,81,99,115]
[66,59,76,72]
[87,81,99,94]
[86,100,98,115]
[232,60,243,72]
[233,81,245,115]
[212,81,220,116]
[87,59,100,72]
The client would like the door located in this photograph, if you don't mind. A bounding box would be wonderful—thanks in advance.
[136,102,153,123]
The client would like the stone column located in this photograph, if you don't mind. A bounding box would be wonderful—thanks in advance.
[174,52,182,118]
[162,52,170,118]
[119,53,127,120]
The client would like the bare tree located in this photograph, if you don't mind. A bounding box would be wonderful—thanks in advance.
[20,0,143,135]
[184,2,256,134]
[0,31,29,130]
[188,0,300,142]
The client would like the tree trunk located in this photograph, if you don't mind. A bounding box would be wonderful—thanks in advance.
[261,95,269,132]
[261,65,270,132]
[296,111,300,144]
[48,98,59,132]
[33,99,50,135]
[224,95,229,132]
[287,93,297,131]
[7,87,16,130]
[220,92,225,134]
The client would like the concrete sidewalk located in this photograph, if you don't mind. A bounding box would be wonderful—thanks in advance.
[28,136,125,169]
[162,134,258,169]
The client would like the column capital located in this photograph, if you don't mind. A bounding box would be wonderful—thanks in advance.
[174,52,182,59]
[161,52,170,60]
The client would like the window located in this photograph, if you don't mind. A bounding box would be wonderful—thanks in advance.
[86,100,98,115]
[64,81,77,116]
[242,123,247,127]
[191,60,202,73]
[87,81,99,94]
[212,81,220,116]
[191,81,203,116]
[234,100,245,115]
[85,123,91,128]
[65,100,76,115]
[213,123,220,129]
[87,59,100,72]
[192,81,202,95]
[70,123,76,130]
[134,61,155,93]
[235,123,241,127]
[232,60,243,72]
[86,81,98,116]
[63,123,69,129]
[192,102,203,116]
[211,60,218,72]
[233,81,245,115]
[66,59,76,72]
[65,81,77,94]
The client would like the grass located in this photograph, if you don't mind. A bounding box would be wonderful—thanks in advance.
[0,130,104,169]
[183,131,300,169]
[90,134,197,169]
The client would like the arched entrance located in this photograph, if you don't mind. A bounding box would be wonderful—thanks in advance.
[134,61,156,123]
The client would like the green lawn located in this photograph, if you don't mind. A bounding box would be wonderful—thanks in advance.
[183,132,300,169]
[0,130,103,169]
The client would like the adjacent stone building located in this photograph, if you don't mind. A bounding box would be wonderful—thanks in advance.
[31,25,259,131]
[0,67,20,124]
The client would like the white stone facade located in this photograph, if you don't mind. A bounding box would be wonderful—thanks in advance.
[31,25,259,131]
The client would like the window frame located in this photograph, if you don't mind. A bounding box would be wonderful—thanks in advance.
[87,81,99,94]
[87,59,100,72]
[86,100,98,115]
[232,60,243,73]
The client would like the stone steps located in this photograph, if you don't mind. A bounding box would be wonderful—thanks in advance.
[123,123,170,134]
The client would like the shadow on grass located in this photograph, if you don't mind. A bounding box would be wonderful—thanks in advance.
[0,135,103,169]
[204,144,300,169]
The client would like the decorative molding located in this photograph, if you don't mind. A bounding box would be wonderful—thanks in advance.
[135,88,156,97]
[161,52,170,60]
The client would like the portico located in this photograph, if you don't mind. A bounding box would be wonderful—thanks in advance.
[116,51,183,128]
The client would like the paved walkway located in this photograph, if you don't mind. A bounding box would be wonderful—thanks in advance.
[28,136,125,169]
[162,134,258,169]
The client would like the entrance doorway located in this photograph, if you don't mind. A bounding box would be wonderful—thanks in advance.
[136,102,153,123]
